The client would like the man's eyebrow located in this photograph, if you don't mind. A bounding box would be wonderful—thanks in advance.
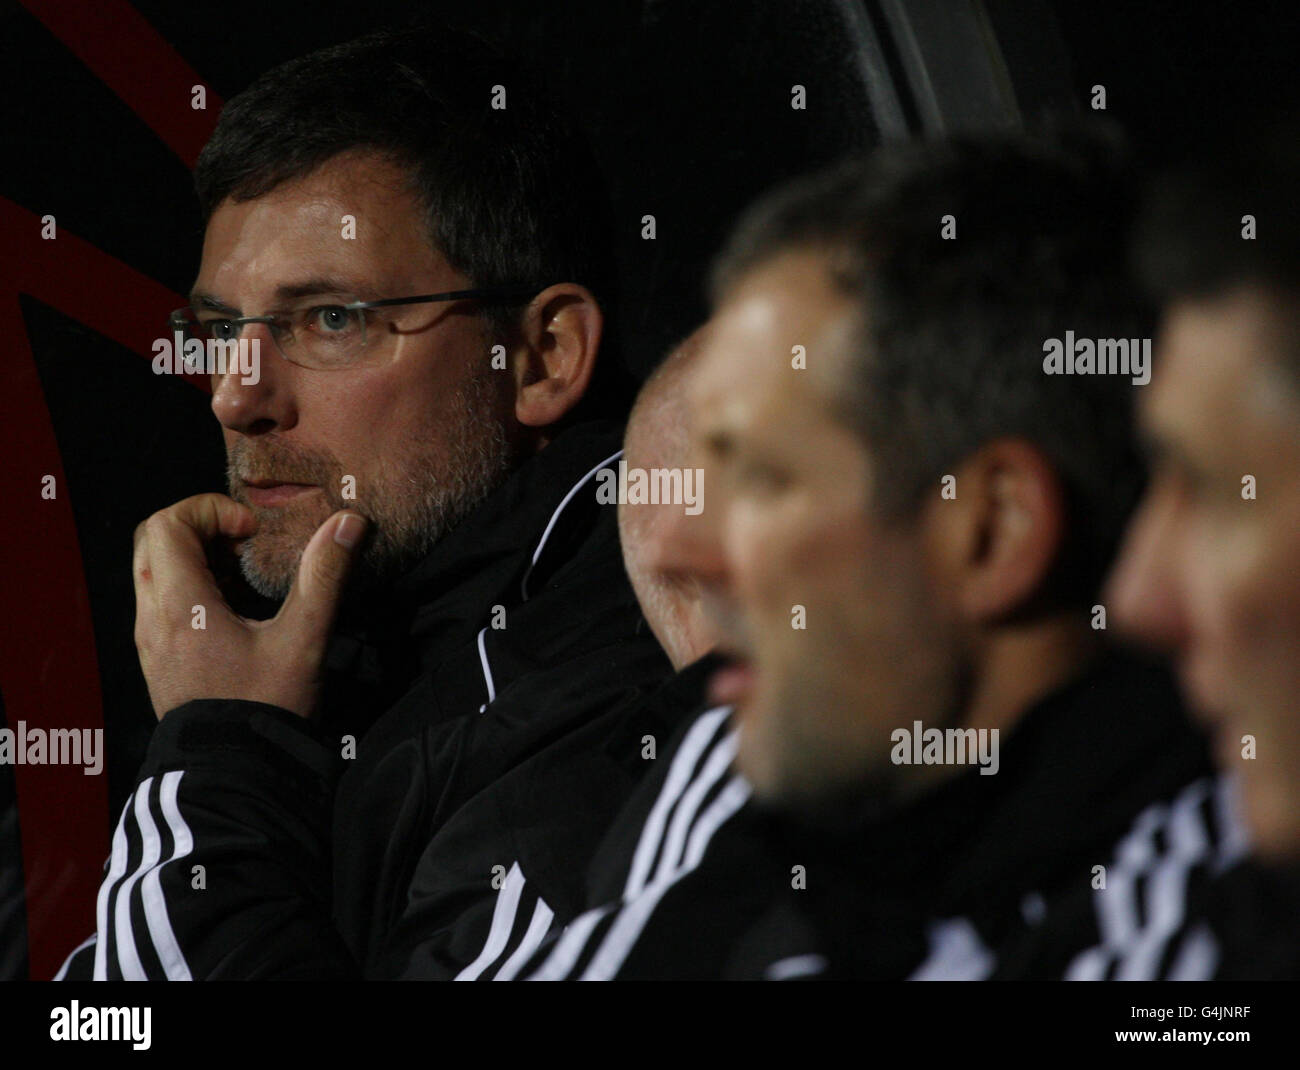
[272,277,368,303]
[189,291,239,315]
[188,278,368,314]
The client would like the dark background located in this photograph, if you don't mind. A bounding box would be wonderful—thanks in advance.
[0,0,1294,980]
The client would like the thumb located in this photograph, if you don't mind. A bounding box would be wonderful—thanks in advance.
[277,511,368,641]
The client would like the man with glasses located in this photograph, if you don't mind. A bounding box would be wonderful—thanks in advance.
[56,27,688,979]
[167,283,544,378]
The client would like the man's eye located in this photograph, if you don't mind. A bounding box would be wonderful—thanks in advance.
[1157,464,1219,511]
[200,319,239,341]
[307,306,360,334]
[1161,462,1204,499]
[739,461,790,493]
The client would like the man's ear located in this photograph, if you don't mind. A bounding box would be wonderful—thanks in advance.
[925,438,1066,623]
[510,283,602,430]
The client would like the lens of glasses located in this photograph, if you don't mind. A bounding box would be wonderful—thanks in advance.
[170,305,370,370]
[280,305,368,369]
[171,309,238,343]
[168,310,244,373]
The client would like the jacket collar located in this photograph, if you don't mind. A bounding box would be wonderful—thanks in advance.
[760,652,1208,909]
[319,419,627,709]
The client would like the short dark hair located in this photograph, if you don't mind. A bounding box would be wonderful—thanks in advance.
[711,129,1154,607]
[195,26,629,416]
[1135,117,1300,382]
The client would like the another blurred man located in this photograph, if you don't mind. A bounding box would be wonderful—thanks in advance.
[522,133,1216,980]
[446,331,720,978]
[618,327,718,669]
[1047,126,1300,980]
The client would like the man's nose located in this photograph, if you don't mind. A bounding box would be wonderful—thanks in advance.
[209,324,298,435]
[1105,487,1190,652]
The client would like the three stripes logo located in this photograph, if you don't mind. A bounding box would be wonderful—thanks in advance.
[457,706,749,981]
[55,771,195,981]
[1066,776,1250,981]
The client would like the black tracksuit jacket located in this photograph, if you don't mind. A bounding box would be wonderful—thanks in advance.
[514,653,1233,980]
[56,420,699,979]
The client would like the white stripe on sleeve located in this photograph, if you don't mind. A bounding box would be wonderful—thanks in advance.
[494,897,557,981]
[625,706,731,897]
[456,862,526,980]
[53,934,97,981]
[650,732,737,884]
[578,775,751,980]
[1066,776,1244,981]
[527,905,614,981]
[142,770,194,981]
[93,797,134,981]
[1116,780,1210,980]
[114,777,162,980]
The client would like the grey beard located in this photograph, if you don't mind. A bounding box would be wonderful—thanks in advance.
[234,372,514,601]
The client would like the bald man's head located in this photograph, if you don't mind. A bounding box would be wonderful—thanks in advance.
[619,327,717,669]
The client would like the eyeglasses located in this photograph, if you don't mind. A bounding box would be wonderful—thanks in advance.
[168,285,543,371]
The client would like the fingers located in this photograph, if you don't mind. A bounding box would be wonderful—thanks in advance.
[150,493,256,559]
[133,494,256,638]
[275,511,368,658]
[172,493,257,539]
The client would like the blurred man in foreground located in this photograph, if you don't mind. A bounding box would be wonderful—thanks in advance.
[522,132,1217,980]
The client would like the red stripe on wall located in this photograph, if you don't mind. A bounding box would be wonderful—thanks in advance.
[1,197,200,979]
[19,0,222,169]
[0,292,110,982]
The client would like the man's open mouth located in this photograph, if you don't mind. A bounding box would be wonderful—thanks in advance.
[707,651,757,708]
